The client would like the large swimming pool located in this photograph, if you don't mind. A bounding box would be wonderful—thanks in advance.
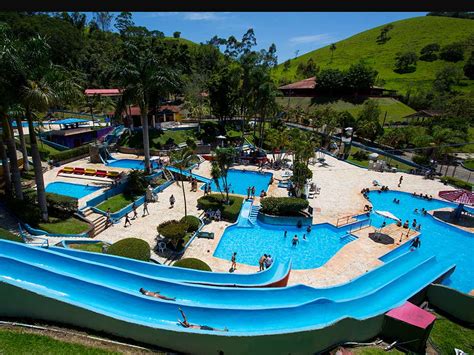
[107,159,161,170]
[367,190,474,293]
[203,169,273,196]
[214,221,357,269]
[45,182,102,199]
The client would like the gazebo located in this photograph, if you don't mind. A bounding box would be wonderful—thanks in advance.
[438,190,474,220]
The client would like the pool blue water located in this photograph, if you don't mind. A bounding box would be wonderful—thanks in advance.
[107,159,160,170]
[368,190,474,293]
[214,221,356,269]
[46,182,101,199]
[202,169,273,196]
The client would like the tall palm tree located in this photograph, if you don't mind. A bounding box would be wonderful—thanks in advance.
[1,113,23,200]
[10,106,30,171]
[22,79,58,221]
[0,134,12,197]
[170,147,199,217]
[116,40,180,174]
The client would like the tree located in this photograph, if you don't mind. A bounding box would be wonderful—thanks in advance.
[433,64,464,93]
[316,68,345,96]
[356,100,383,142]
[173,31,181,39]
[291,162,312,197]
[208,63,242,123]
[419,43,440,62]
[329,43,336,62]
[114,12,134,35]
[212,147,238,203]
[376,24,394,44]
[94,12,114,32]
[463,51,474,79]
[296,58,319,79]
[170,147,199,217]
[344,62,378,94]
[283,59,291,72]
[440,43,465,62]
[394,51,418,74]
[10,107,30,171]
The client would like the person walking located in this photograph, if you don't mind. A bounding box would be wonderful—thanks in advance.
[143,200,149,216]
[124,213,132,227]
[230,252,237,271]
[106,208,112,227]
[258,254,267,271]
[251,186,256,198]
[132,202,138,219]
[398,175,403,187]
[247,186,251,200]
[169,194,175,208]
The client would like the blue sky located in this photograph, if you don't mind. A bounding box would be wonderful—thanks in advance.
[90,12,427,63]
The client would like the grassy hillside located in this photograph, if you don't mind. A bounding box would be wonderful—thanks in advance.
[273,16,474,93]
[276,97,416,123]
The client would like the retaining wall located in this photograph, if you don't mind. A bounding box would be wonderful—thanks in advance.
[427,284,474,324]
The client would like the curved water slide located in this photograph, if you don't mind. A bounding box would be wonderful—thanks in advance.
[0,241,441,310]
[0,249,454,354]
[13,243,291,288]
[164,166,212,184]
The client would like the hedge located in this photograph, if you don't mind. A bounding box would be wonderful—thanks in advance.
[197,194,244,222]
[260,197,309,216]
[180,215,201,232]
[107,238,151,261]
[22,189,78,219]
[173,258,212,271]
[0,227,23,243]
[440,176,473,191]
[50,144,89,162]
[157,220,188,248]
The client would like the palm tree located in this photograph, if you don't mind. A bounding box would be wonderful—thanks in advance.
[116,40,180,174]
[1,113,23,200]
[10,106,30,171]
[0,134,12,197]
[22,79,58,221]
[170,147,199,217]
[210,162,224,200]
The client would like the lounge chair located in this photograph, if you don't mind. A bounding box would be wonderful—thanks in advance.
[85,168,96,176]
[107,171,120,179]
[96,170,107,178]
[73,167,85,175]
[62,166,74,174]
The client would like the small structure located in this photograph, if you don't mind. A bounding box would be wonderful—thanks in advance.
[403,110,443,124]
[44,118,113,148]
[382,301,436,353]
[438,189,474,220]
[110,104,186,129]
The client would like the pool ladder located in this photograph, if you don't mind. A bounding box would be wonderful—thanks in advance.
[248,205,261,225]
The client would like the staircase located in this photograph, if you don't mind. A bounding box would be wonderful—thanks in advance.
[163,168,174,181]
[340,233,358,243]
[248,205,261,225]
[81,207,109,237]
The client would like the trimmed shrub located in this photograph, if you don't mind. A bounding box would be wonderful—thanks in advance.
[197,194,244,222]
[352,150,369,161]
[50,145,89,163]
[158,220,188,247]
[180,215,201,232]
[0,227,23,243]
[173,258,212,271]
[440,176,473,190]
[260,197,309,216]
[45,192,78,216]
[107,238,151,261]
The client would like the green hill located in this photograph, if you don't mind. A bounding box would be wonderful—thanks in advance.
[273,16,474,93]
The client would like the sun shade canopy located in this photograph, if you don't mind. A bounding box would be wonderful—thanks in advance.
[438,190,474,206]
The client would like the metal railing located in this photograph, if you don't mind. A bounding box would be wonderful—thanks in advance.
[347,218,372,233]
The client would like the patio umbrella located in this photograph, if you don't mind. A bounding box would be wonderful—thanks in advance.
[374,210,401,222]
[438,190,474,220]
[368,152,379,161]
[216,135,226,147]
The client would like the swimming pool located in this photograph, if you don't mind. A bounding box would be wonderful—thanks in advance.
[203,169,273,196]
[46,182,102,199]
[368,190,474,293]
[214,221,357,269]
[107,159,161,170]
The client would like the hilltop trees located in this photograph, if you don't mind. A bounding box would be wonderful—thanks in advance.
[394,51,418,73]
[419,43,440,62]
[440,43,465,62]
[376,24,394,44]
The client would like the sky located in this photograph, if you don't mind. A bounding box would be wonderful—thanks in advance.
[90,12,427,63]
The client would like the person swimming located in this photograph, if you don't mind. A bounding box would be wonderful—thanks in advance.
[139,288,176,301]
[178,308,228,332]
[292,235,299,246]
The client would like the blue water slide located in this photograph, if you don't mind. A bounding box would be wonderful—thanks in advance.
[164,166,212,184]
[45,245,291,287]
[0,241,440,310]
[0,250,454,337]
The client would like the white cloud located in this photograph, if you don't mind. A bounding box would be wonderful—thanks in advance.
[183,12,223,21]
[289,33,334,45]
[144,12,179,18]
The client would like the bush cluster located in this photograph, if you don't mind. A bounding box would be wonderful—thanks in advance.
[158,220,188,240]
[440,176,473,190]
[173,258,212,271]
[106,238,151,261]
[180,215,201,232]
[197,194,244,222]
[260,197,309,216]
[50,145,89,163]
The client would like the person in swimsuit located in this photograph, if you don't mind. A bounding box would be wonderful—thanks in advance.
[178,308,228,331]
[292,235,299,246]
[231,252,237,271]
[139,288,176,301]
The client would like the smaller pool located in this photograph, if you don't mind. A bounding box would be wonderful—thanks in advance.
[202,169,273,196]
[46,182,102,199]
[107,159,161,170]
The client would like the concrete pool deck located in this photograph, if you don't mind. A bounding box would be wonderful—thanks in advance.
[41,152,457,287]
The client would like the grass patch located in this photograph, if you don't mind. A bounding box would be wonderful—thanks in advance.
[440,176,473,190]
[273,16,474,94]
[346,146,414,172]
[429,313,474,354]
[463,159,474,170]
[37,217,90,235]
[96,193,136,213]
[68,242,104,253]
[0,227,23,243]
[0,328,117,354]
[353,347,403,354]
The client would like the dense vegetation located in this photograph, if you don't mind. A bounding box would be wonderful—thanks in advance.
[173,258,212,271]
[107,238,151,261]
[197,194,244,222]
[0,227,23,243]
[260,197,309,216]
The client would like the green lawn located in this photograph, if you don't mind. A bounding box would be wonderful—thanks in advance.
[273,16,474,94]
[69,242,104,253]
[96,193,136,213]
[38,217,90,235]
[276,97,416,124]
[0,328,118,354]
[0,227,23,243]
[463,159,474,170]
[347,146,415,172]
